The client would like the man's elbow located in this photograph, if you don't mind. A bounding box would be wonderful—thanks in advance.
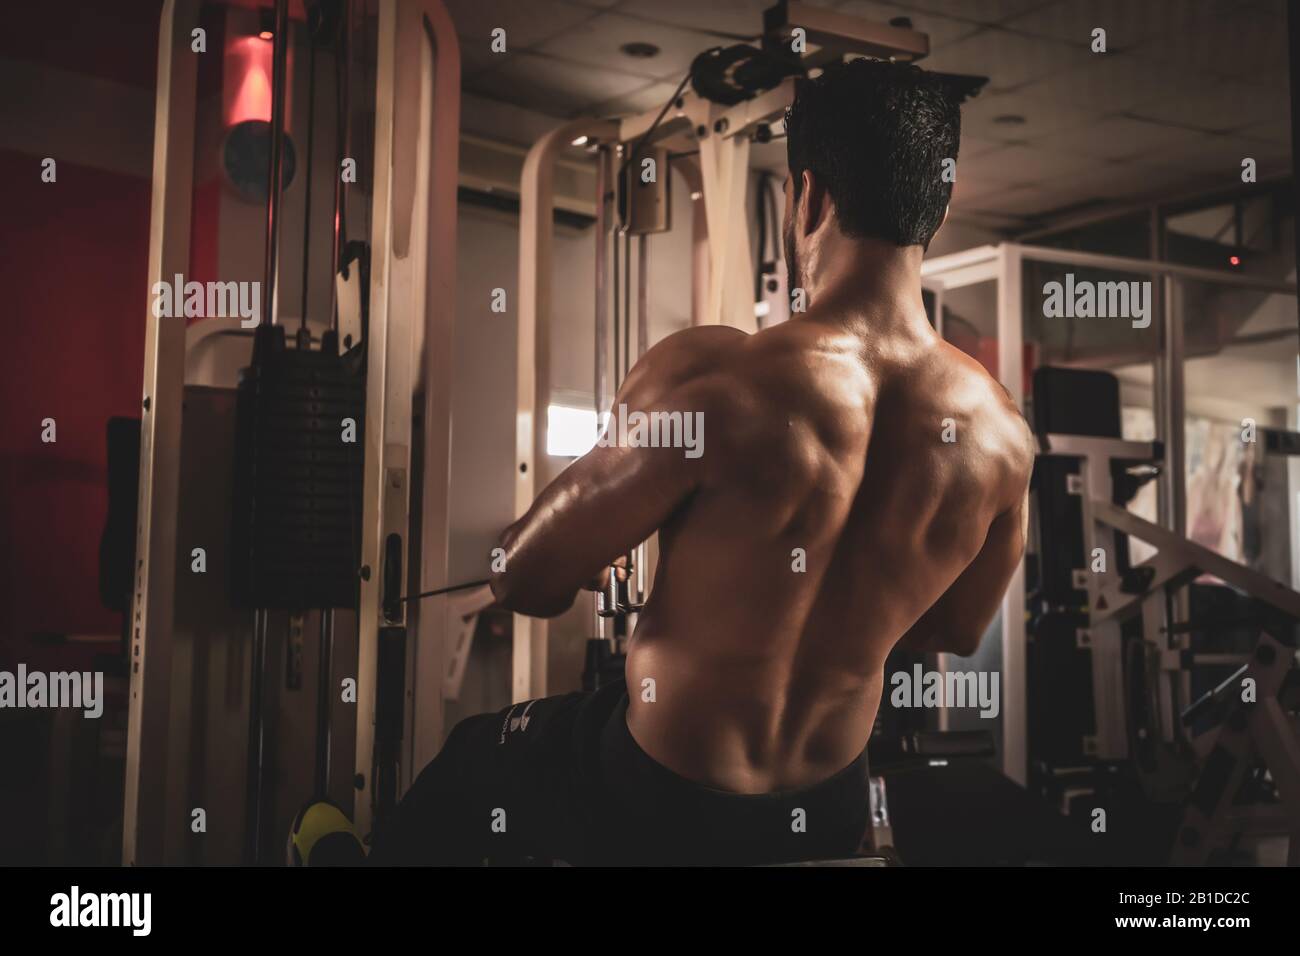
[488,540,578,618]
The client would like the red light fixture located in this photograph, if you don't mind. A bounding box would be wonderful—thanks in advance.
[1229,255,1241,266]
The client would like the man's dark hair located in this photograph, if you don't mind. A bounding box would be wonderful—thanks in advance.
[785,58,960,248]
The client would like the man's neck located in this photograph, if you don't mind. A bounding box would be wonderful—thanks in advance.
[795,233,932,340]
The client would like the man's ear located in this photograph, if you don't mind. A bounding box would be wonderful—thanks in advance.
[799,169,833,236]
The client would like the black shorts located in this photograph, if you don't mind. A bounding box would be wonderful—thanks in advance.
[366,680,872,866]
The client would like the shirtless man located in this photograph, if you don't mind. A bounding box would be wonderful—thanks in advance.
[368,59,1034,866]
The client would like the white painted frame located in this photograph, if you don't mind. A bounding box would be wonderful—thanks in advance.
[123,0,199,866]
[126,0,460,858]
[921,242,1298,783]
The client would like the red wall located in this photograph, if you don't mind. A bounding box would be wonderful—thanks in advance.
[0,0,164,669]
[0,154,152,667]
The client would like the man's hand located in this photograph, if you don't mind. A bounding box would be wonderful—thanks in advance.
[583,555,629,593]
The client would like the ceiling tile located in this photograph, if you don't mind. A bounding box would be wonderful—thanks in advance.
[1141,7,1288,80]
[1018,50,1217,116]
[1128,80,1290,135]
[466,51,649,115]
[444,0,598,51]
[1001,0,1213,49]
[1035,116,1209,161]
[1085,159,1204,199]
[957,142,1100,185]
[960,87,1100,143]
[958,134,1005,158]
[949,208,1025,232]
[951,174,1020,206]
[955,183,1050,219]
[590,79,682,117]
[1237,66,1291,97]
[1237,118,1292,147]
[459,40,504,78]
[983,185,1075,217]
[919,26,1094,94]
[835,0,981,50]
[534,11,715,82]
[1136,131,1279,181]
[873,0,1049,25]
[616,0,772,39]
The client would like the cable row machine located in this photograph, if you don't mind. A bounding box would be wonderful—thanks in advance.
[124,0,460,864]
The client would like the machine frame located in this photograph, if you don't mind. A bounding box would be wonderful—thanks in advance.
[124,0,460,864]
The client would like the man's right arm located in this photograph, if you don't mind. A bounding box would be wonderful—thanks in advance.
[897,482,1030,659]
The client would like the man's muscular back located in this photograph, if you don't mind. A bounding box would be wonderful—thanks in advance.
[619,310,1034,793]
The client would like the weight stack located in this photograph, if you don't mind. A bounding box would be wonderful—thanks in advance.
[230,324,364,609]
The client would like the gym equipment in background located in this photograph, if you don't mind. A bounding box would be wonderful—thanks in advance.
[1028,366,1300,864]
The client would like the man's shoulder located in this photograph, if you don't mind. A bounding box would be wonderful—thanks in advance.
[654,324,749,355]
[617,325,749,413]
[917,340,1035,471]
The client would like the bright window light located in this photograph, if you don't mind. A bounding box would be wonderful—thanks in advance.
[547,404,598,457]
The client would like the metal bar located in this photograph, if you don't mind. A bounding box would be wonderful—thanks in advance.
[242,0,290,866]
[262,0,290,327]
[244,610,269,863]
[1039,434,1160,460]
[593,146,611,642]
[515,117,617,703]
[300,36,317,334]
[328,0,350,331]
[1291,0,1300,342]
[1092,499,1300,619]
[1215,327,1299,346]
[623,229,631,378]
[594,146,609,420]
[712,78,797,142]
[353,0,399,841]
[637,234,648,360]
[411,0,462,776]
[1149,204,1171,531]
[1165,277,1187,538]
[632,233,651,615]
[693,101,758,329]
[920,243,1001,278]
[669,157,709,327]
[767,1,928,61]
[123,0,198,868]
[996,244,1027,786]
[722,132,755,329]
[1012,242,1298,295]
[1012,175,1293,244]
[925,259,1002,292]
[314,611,333,796]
